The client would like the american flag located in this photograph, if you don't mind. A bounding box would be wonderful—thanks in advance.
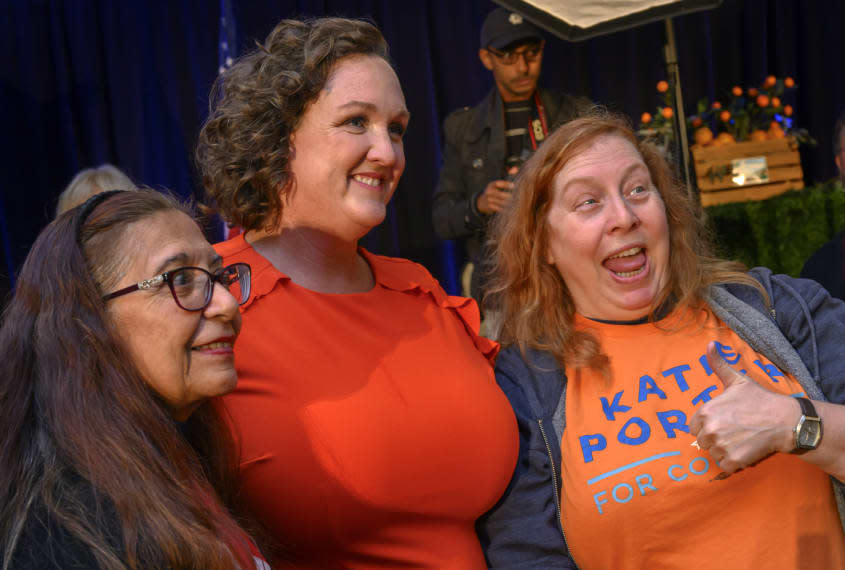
[218,0,236,76]
[218,0,241,239]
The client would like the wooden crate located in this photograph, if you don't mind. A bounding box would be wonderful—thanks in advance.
[692,137,804,206]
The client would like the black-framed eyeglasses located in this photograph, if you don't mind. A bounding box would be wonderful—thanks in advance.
[103,263,251,311]
[487,41,544,65]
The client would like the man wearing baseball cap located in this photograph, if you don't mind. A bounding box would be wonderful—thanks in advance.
[432,7,590,314]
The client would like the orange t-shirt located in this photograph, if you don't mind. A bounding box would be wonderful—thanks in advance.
[561,308,845,569]
[215,236,518,568]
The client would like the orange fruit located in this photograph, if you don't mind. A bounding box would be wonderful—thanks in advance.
[657,80,669,93]
[771,97,781,108]
[756,94,770,107]
[749,129,768,142]
[716,132,736,145]
[661,106,674,119]
[641,112,652,124]
[719,110,731,122]
[784,105,794,116]
[711,101,722,109]
[691,117,703,128]
[767,127,785,139]
[748,87,759,97]
[694,127,714,145]
[784,77,795,88]
[764,75,776,88]
[732,86,743,97]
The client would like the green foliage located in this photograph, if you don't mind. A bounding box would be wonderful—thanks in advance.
[829,182,845,230]
[706,182,845,276]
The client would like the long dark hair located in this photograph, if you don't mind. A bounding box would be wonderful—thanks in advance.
[0,190,251,569]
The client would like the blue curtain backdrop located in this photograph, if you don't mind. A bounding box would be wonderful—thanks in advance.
[3,0,845,302]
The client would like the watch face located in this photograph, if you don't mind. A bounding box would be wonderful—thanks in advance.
[798,418,822,448]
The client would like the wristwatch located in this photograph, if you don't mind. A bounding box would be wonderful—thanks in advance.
[792,397,823,454]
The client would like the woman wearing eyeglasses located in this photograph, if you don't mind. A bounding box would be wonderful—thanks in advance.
[195,17,519,568]
[0,189,267,569]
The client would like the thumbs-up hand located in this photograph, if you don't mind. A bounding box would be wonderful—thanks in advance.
[690,341,797,475]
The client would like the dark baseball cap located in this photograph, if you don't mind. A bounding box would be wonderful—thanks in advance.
[480,7,543,50]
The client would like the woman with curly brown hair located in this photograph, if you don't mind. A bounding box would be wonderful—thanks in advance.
[477,111,845,567]
[0,190,265,569]
[195,17,518,568]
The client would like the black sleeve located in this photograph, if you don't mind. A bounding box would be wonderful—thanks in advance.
[799,232,845,302]
[432,113,486,240]
[10,509,102,569]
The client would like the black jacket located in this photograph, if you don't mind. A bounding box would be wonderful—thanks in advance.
[9,487,131,569]
[800,228,845,302]
[431,87,590,298]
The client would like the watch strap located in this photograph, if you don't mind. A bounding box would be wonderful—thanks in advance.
[796,396,817,418]
[792,397,822,454]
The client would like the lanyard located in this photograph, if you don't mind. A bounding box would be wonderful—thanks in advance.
[528,91,549,151]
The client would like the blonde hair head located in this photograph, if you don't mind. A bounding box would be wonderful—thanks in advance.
[56,164,137,217]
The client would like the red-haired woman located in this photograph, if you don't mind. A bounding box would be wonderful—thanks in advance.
[0,190,266,569]
[479,111,845,567]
